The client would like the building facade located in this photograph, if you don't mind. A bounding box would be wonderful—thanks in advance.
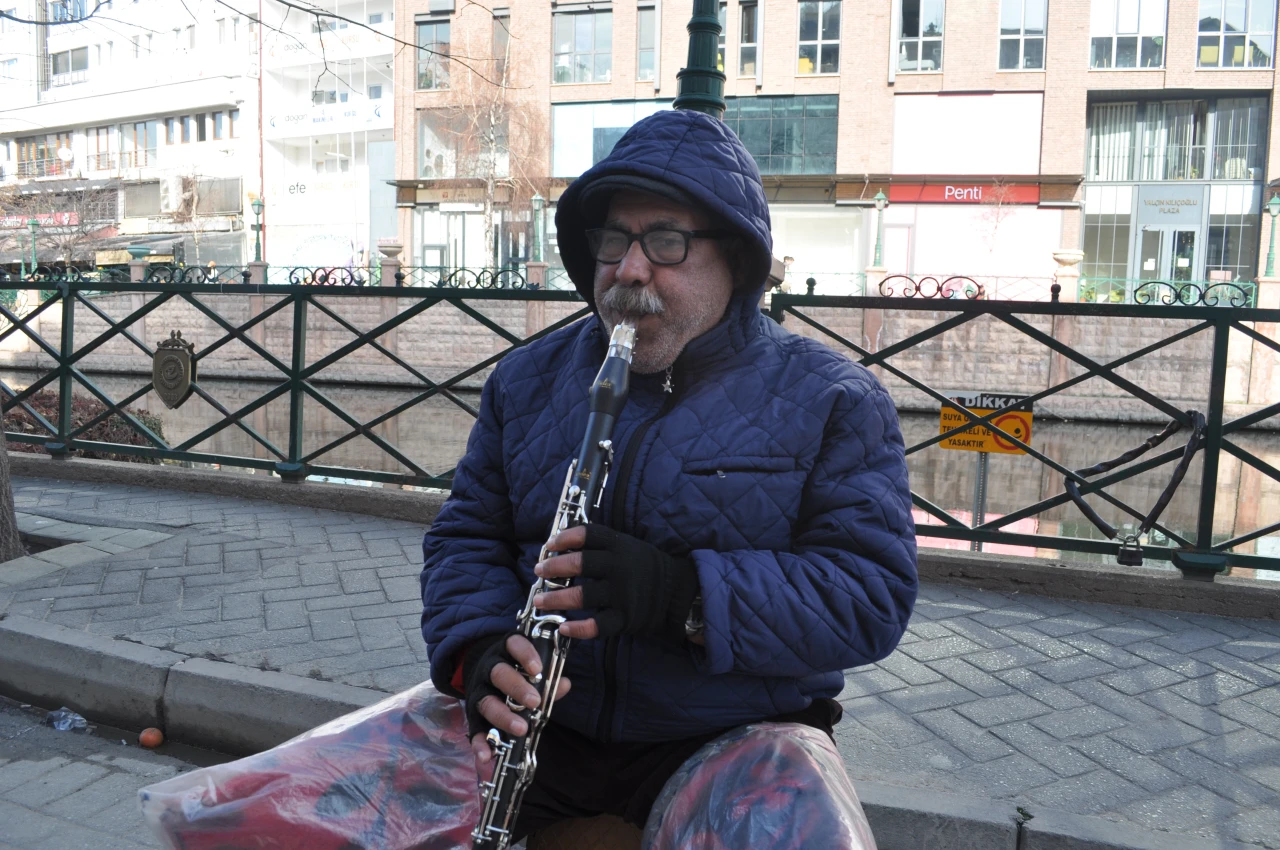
[393,0,1280,299]
[0,0,260,267]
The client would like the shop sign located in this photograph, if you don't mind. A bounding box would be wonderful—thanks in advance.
[1136,185,1206,225]
[264,102,389,139]
[1,212,78,228]
[939,391,1033,455]
[888,184,1041,205]
[416,186,487,204]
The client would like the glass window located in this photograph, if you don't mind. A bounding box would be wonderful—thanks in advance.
[739,2,758,75]
[1212,97,1266,179]
[1087,102,1138,180]
[1091,0,1166,68]
[1082,215,1132,281]
[212,111,224,140]
[181,115,193,143]
[798,1,840,74]
[419,107,509,178]
[553,11,612,83]
[718,2,726,73]
[1207,185,1262,281]
[228,109,238,138]
[1198,0,1274,67]
[368,84,383,99]
[416,19,450,90]
[899,0,943,71]
[195,112,207,142]
[1138,100,1207,180]
[999,0,1046,69]
[494,14,510,80]
[637,7,655,81]
[721,95,837,174]
[369,12,383,24]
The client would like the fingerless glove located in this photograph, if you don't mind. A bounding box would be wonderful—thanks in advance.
[577,525,700,644]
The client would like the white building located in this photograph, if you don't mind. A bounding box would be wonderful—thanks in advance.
[259,0,397,269]
[0,0,260,266]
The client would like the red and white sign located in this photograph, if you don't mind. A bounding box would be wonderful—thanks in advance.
[0,212,80,229]
[888,183,1041,205]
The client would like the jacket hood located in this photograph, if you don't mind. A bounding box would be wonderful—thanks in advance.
[554,109,774,309]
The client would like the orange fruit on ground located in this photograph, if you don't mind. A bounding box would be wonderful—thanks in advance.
[139,728,164,748]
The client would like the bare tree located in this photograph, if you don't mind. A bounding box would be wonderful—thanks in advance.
[2,182,120,267]
[980,179,1018,256]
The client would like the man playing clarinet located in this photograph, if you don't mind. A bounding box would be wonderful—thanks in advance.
[421,106,917,847]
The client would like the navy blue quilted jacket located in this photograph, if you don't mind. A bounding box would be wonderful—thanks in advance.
[421,110,917,743]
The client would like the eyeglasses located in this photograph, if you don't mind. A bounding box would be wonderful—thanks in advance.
[586,227,731,266]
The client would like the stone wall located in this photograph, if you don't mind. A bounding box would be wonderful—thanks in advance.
[0,290,1275,427]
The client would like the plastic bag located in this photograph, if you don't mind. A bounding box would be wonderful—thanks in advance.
[45,707,88,732]
[643,722,878,850]
[138,681,479,850]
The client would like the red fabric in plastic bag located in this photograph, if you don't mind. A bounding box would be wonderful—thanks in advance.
[642,722,878,850]
[138,682,479,850]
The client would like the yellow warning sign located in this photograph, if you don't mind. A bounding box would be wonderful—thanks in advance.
[939,391,1033,455]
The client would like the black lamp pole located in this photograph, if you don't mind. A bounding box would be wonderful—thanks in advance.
[673,0,726,119]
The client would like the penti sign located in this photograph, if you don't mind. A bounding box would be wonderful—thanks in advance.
[939,391,1033,455]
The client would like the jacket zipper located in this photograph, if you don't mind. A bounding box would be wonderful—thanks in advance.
[594,366,680,742]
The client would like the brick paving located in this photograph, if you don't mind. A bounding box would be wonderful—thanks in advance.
[1,476,1278,848]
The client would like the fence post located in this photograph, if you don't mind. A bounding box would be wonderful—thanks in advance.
[378,243,403,287]
[248,261,267,286]
[275,295,307,482]
[1051,250,1084,302]
[1174,317,1231,581]
[44,284,74,458]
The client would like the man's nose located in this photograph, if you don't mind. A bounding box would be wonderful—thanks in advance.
[614,238,652,285]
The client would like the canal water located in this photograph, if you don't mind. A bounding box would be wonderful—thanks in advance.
[5,373,1279,576]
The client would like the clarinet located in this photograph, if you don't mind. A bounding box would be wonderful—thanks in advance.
[471,321,637,850]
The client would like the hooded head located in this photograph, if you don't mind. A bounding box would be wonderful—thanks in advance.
[554,109,774,312]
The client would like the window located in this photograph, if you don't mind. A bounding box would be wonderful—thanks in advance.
[118,120,159,167]
[798,1,840,74]
[999,0,1046,69]
[1138,100,1207,181]
[195,112,207,142]
[0,9,17,34]
[181,115,193,143]
[369,12,383,24]
[368,84,383,99]
[1198,0,1274,67]
[637,7,655,81]
[87,125,111,170]
[1207,185,1262,281]
[0,58,16,79]
[124,182,161,217]
[165,116,179,144]
[1088,101,1138,180]
[49,0,86,22]
[494,13,510,80]
[216,18,225,44]
[553,11,612,83]
[416,19,450,89]
[717,2,726,72]
[312,18,348,33]
[1082,186,1133,282]
[418,107,509,178]
[16,132,74,177]
[1091,0,1166,68]
[739,2,758,75]
[1212,97,1266,178]
[212,111,225,140]
[899,0,943,71]
[49,46,88,84]
[721,95,837,174]
[228,109,238,138]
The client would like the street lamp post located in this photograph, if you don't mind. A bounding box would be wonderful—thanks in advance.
[873,191,888,268]
[251,197,265,263]
[531,192,545,263]
[17,233,25,279]
[27,218,39,274]
[1266,193,1280,277]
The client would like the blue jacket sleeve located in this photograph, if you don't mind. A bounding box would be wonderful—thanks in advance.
[694,378,918,678]
[421,372,526,696]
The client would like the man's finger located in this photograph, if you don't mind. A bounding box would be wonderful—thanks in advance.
[547,526,588,553]
[558,618,600,640]
[505,634,542,676]
[477,693,528,737]
[492,663,541,710]
[532,586,584,611]
[535,550,583,579]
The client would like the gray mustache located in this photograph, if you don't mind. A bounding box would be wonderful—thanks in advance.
[598,285,665,316]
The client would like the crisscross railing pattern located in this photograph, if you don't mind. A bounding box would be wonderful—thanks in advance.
[769,293,1280,577]
[0,280,588,487]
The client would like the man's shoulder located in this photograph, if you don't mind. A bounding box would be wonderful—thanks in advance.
[759,319,884,402]
[493,316,597,386]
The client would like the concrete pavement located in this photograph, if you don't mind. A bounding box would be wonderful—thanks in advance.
[0,472,1278,850]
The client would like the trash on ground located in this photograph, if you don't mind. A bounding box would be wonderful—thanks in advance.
[139,727,165,749]
[45,707,88,732]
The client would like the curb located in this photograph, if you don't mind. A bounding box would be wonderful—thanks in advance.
[0,617,1262,850]
[8,453,449,525]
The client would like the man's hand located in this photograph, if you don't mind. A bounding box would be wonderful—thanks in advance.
[465,634,571,779]
[532,525,699,643]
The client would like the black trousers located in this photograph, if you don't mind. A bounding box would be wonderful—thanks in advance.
[511,698,843,841]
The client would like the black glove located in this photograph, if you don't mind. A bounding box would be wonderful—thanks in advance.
[578,525,699,644]
[461,632,517,739]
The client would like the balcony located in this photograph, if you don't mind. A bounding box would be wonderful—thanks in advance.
[119,149,158,169]
[15,158,73,179]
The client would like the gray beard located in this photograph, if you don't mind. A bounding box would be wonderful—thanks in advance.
[596,284,726,374]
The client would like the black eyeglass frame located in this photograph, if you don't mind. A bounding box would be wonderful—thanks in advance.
[585,227,733,266]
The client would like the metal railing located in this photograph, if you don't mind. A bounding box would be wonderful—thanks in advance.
[768,290,1280,577]
[0,272,588,488]
[16,158,73,178]
[1080,277,1258,307]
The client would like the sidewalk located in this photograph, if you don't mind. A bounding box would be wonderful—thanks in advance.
[0,474,1278,850]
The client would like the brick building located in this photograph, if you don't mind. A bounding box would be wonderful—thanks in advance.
[393,0,1280,298]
